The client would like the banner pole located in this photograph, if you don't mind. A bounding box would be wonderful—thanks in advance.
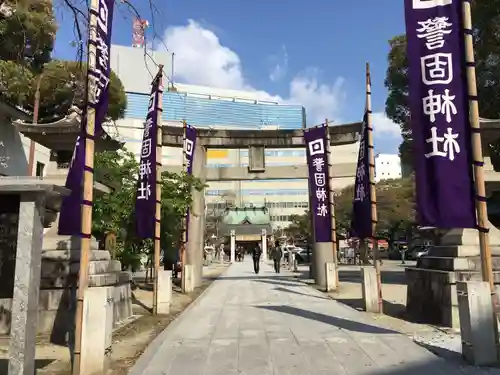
[153,66,164,315]
[365,62,383,313]
[325,118,339,286]
[181,120,188,292]
[462,1,494,290]
[73,3,98,373]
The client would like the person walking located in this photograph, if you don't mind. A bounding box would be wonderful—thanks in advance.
[251,242,262,274]
[272,241,283,273]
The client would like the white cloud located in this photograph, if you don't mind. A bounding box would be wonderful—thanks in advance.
[269,45,289,82]
[371,112,402,138]
[161,20,345,125]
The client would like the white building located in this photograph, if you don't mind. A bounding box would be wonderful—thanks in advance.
[109,45,358,229]
[0,102,50,177]
[374,153,402,182]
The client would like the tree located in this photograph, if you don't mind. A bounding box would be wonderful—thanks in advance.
[385,2,500,170]
[375,178,415,247]
[0,1,127,122]
[334,178,415,248]
[31,60,126,122]
[0,0,55,70]
[92,150,139,240]
[92,150,205,270]
[158,171,205,263]
[286,211,312,243]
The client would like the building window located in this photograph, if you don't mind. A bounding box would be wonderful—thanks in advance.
[35,162,45,177]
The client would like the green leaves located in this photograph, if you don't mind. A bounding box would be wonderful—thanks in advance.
[0,0,55,70]
[0,61,34,106]
[287,211,312,243]
[0,2,127,123]
[92,151,204,269]
[334,178,415,239]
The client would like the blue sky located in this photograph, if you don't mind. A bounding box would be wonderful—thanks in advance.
[53,0,406,153]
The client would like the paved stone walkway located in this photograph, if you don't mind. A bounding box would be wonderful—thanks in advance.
[129,259,500,375]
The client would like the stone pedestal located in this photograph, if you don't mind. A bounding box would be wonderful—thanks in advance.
[325,262,337,291]
[457,281,498,366]
[157,270,172,314]
[0,221,133,340]
[182,265,195,293]
[406,224,500,327]
[26,230,133,343]
[80,287,114,375]
[313,242,334,289]
[361,267,380,313]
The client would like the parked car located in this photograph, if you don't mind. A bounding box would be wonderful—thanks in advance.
[294,247,311,264]
[410,245,429,259]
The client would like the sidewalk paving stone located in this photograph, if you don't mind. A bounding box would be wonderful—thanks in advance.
[129,259,500,375]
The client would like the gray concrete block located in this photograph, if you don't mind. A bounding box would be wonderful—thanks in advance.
[42,249,110,261]
[157,270,172,315]
[81,287,113,375]
[313,242,334,289]
[325,262,336,291]
[361,267,381,313]
[42,236,99,251]
[457,281,499,366]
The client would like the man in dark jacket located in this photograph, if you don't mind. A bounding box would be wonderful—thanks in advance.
[251,243,262,274]
[272,241,283,273]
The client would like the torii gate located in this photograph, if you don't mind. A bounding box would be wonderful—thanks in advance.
[162,122,362,288]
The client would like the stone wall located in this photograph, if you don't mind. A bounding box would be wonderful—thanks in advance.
[0,245,133,336]
[406,226,500,328]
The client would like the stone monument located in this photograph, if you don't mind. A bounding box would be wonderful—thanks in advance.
[0,178,68,375]
[4,109,133,342]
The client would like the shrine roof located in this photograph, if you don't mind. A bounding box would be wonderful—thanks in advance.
[0,99,30,121]
[222,207,271,225]
[13,108,123,152]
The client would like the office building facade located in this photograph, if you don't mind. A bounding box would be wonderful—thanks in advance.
[110,45,357,229]
[374,153,402,182]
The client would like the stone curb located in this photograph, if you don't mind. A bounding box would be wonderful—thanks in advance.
[128,263,233,375]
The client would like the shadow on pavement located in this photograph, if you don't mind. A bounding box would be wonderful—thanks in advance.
[272,286,330,300]
[338,269,408,285]
[253,278,305,288]
[255,305,397,334]
[414,341,465,364]
[336,298,408,321]
[362,357,483,375]
[131,291,153,314]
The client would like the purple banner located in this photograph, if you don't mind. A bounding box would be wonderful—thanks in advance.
[58,0,114,235]
[304,126,332,243]
[134,75,162,238]
[350,114,372,238]
[184,125,197,242]
[405,0,475,228]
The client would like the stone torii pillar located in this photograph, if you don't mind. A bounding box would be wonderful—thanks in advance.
[186,142,207,288]
[261,229,268,262]
[230,230,236,263]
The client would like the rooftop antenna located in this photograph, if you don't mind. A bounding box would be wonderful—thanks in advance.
[169,52,176,91]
